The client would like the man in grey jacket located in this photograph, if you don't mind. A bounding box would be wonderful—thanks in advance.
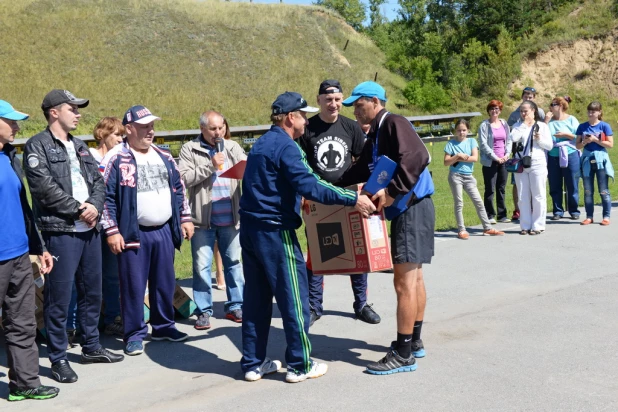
[178,111,246,330]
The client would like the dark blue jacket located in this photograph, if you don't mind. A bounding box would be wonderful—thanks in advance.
[240,125,357,229]
[100,141,192,250]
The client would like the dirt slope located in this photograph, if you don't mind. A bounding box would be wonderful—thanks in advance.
[514,29,618,105]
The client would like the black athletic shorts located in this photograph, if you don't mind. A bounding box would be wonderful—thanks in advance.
[390,196,435,265]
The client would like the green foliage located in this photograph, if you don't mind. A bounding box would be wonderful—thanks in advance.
[314,0,366,31]
[403,80,451,111]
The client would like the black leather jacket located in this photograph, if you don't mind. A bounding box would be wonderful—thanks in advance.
[23,128,105,232]
[4,144,45,255]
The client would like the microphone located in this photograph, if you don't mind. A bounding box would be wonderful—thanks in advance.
[214,137,224,170]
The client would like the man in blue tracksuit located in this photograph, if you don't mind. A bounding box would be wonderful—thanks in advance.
[239,92,376,383]
[100,106,195,356]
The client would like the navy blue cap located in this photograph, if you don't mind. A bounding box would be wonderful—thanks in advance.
[122,105,161,125]
[271,92,319,115]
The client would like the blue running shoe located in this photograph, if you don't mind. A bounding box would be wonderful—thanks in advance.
[125,341,144,356]
[366,350,417,375]
[411,339,426,358]
[389,340,426,358]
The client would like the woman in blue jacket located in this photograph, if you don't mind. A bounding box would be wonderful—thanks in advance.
[576,101,614,226]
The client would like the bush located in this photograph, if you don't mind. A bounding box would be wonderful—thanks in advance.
[403,80,452,112]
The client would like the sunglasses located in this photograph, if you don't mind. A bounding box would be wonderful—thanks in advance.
[523,87,537,93]
[550,102,560,107]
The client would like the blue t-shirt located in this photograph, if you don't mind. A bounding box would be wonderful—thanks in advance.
[548,115,579,157]
[445,138,478,175]
[0,152,29,260]
[576,121,613,153]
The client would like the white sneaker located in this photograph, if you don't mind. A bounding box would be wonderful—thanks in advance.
[488,218,497,224]
[285,361,328,383]
[244,358,281,382]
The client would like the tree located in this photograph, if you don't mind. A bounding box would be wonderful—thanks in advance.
[315,0,367,31]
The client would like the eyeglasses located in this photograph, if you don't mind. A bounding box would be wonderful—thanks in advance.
[523,87,537,93]
[550,103,560,107]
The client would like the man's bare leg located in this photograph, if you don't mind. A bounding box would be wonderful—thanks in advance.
[392,262,420,359]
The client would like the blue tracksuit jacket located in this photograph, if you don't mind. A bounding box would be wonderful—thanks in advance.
[240,125,357,229]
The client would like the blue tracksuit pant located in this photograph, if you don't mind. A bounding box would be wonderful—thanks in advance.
[307,269,368,316]
[117,224,176,343]
[240,222,312,374]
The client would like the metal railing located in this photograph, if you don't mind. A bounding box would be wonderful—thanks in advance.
[11,112,481,152]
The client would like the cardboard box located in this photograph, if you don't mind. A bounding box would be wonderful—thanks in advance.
[34,294,47,337]
[304,190,393,275]
[143,286,150,324]
[31,260,45,302]
[173,284,197,319]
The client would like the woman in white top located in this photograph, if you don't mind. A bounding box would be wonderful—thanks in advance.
[511,101,553,235]
[90,117,124,163]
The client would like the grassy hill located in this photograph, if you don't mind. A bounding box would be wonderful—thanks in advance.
[0,0,408,136]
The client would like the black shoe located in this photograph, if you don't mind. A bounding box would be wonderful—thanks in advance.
[551,215,561,221]
[51,360,78,383]
[356,304,381,324]
[81,347,125,364]
[366,350,417,375]
[309,309,321,327]
[8,385,59,401]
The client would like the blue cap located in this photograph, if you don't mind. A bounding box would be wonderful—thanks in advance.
[0,100,29,121]
[271,92,319,115]
[342,81,387,106]
[122,105,161,125]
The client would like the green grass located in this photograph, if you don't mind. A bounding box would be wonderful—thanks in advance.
[0,0,408,137]
[174,139,618,279]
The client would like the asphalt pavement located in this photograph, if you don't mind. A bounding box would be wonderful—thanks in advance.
[1,204,617,411]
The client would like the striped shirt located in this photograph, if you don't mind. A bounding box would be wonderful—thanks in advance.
[201,140,234,226]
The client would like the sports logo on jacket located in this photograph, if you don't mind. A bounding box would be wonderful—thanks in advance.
[119,163,136,187]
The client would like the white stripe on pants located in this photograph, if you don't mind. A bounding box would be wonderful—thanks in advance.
[514,161,548,231]
[448,171,491,232]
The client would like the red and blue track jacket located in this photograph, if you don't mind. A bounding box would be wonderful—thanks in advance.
[100,141,192,250]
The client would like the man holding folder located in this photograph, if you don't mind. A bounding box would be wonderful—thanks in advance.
[339,82,435,375]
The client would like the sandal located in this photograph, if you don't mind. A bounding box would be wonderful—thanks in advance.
[600,219,610,226]
[581,218,593,225]
[529,230,541,235]
[519,230,529,235]
[457,230,469,240]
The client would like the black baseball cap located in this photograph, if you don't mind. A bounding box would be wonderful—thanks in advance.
[271,92,319,115]
[41,89,89,111]
[318,80,343,95]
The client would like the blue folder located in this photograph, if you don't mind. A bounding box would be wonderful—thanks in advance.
[363,156,434,220]
[364,156,398,195]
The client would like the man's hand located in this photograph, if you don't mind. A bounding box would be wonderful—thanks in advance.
[368,188,395,212]
[39,252,54,275]
[107,233,125,255]
[212,152,225,170]
[355,194,377,217]
[182,222,195,240]
[79,202,98,224]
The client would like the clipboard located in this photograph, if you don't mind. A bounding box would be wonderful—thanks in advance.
[219,160,246,179]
